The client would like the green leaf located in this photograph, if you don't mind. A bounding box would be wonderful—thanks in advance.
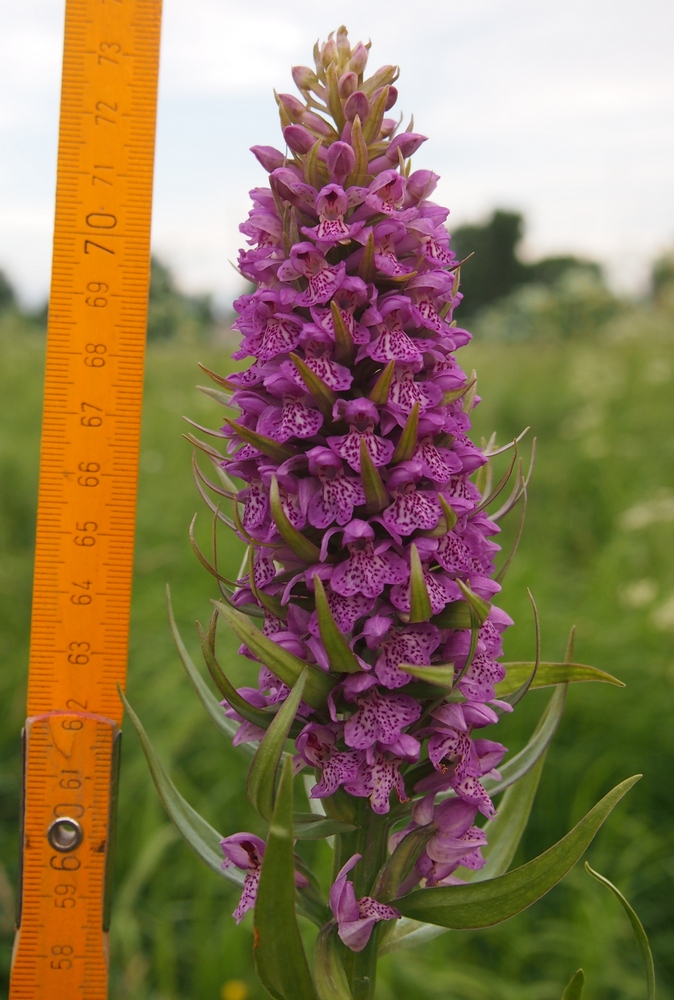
[119,687,241,887]
[360,438,389,515]
[269,474,322,564]
[373,825,433,903]
[561,970,585,1000]
[361,84,389,145]
[483,684,566,797]
[357,227,376,283]
[431,600,475,629]
[462,368,478,413]
[421,493,458,538]
[441,375,477,406]
[166,587,242,744]
[248,669,307,821]
[254,756,318,1000]
[494,475,527,584]
[196,383,235,408]
[392,401,420,463]
[495,662,624,697]
[395,775,641,929]
[398,662,454,687]
[313,575,361,673]
[472,436,517,512]
[188,513,237,586]
[290,353,336,421]
[303,138,324,190]
[223,417,296,464]
[198,361,240,392]
[331,300,356,365]
[408,542,433,623]
[438,495,458,532]
[293,813,357,840]
[378,918,444,955]
[500,588,540,708]
[325,61,345,132]
[466,752,547,883]
[368,360,395,405]
[346,114,368,188]
[455,579,491,625]
[584,862,655,1000]
[314,925,353,1000]
[196,618,277,733]
[246,546,288,619]
[212,598,336,709]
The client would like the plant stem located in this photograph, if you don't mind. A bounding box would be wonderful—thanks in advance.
[341,802,390,1000]
[350,926,381,1000]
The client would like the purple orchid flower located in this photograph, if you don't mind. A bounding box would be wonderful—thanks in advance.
[330,855,400,951]
[221,834,266,923]
[221,833,308,923]
[201,27,524,961]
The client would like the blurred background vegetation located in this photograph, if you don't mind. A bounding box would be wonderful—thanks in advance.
[1,214,673,999]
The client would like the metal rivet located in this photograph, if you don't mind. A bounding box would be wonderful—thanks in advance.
[47,817,83,853]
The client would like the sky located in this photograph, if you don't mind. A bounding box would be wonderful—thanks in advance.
[1,0,673,308]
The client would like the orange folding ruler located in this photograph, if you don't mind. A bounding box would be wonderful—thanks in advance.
[10,1,162,996]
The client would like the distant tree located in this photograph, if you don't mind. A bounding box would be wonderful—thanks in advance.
[147,256,215,342]
[450,210,528,316]
[651,252,674,303]
[0,269,16,314]
[450,210,605,318]
[527,255,602,287]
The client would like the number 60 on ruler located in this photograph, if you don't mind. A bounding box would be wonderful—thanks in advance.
[10,1,162,997]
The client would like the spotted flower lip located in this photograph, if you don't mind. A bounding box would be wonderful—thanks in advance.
[208,27,517,952]
[301,184,366,247]
[220,834,265,924]
[330,855,400,952]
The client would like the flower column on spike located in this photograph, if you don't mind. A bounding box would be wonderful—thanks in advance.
[215,26,513,950]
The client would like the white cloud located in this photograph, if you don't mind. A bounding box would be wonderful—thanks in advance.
[1,0,673,303]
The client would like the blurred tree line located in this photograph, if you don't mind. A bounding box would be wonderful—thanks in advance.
[0,257,217,342]
[1,220,673,342]
[450,209,603,317]
[145,257,216,342]
[449,210,674,341]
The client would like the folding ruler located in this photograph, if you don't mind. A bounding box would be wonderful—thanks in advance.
[10,1,162,995]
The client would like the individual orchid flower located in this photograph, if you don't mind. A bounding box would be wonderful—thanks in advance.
[220,834,266,923]
[302,184,366,247]
[329,855,400,951]
[277,242,346,306]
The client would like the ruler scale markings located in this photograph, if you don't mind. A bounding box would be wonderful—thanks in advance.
[10,1,161,997]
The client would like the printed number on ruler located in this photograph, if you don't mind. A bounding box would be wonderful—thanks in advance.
[10,1,162,997]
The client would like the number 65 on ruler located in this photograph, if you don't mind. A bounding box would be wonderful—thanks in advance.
[10,0,162,997]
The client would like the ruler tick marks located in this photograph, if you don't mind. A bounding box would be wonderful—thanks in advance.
[10,1,162,998]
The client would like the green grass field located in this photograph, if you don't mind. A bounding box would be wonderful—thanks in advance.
[1,295,673,999]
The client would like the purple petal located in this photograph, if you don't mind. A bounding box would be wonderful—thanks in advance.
[276,397,323,442]
[413,438,463,483]
[428,728,472,773]
[323,590,375,633]
[457,653,506,702]
[327,427,395,472]
[374,625,441,689]
[347,752,408,815]
[257,315,303,362]
[345,689,421,750]
[382,490,441,536]
[242,482,269,531]
[331,544,408,599]
[232,869,261,923]
[312,749,362,797]
[307,470,365,528]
